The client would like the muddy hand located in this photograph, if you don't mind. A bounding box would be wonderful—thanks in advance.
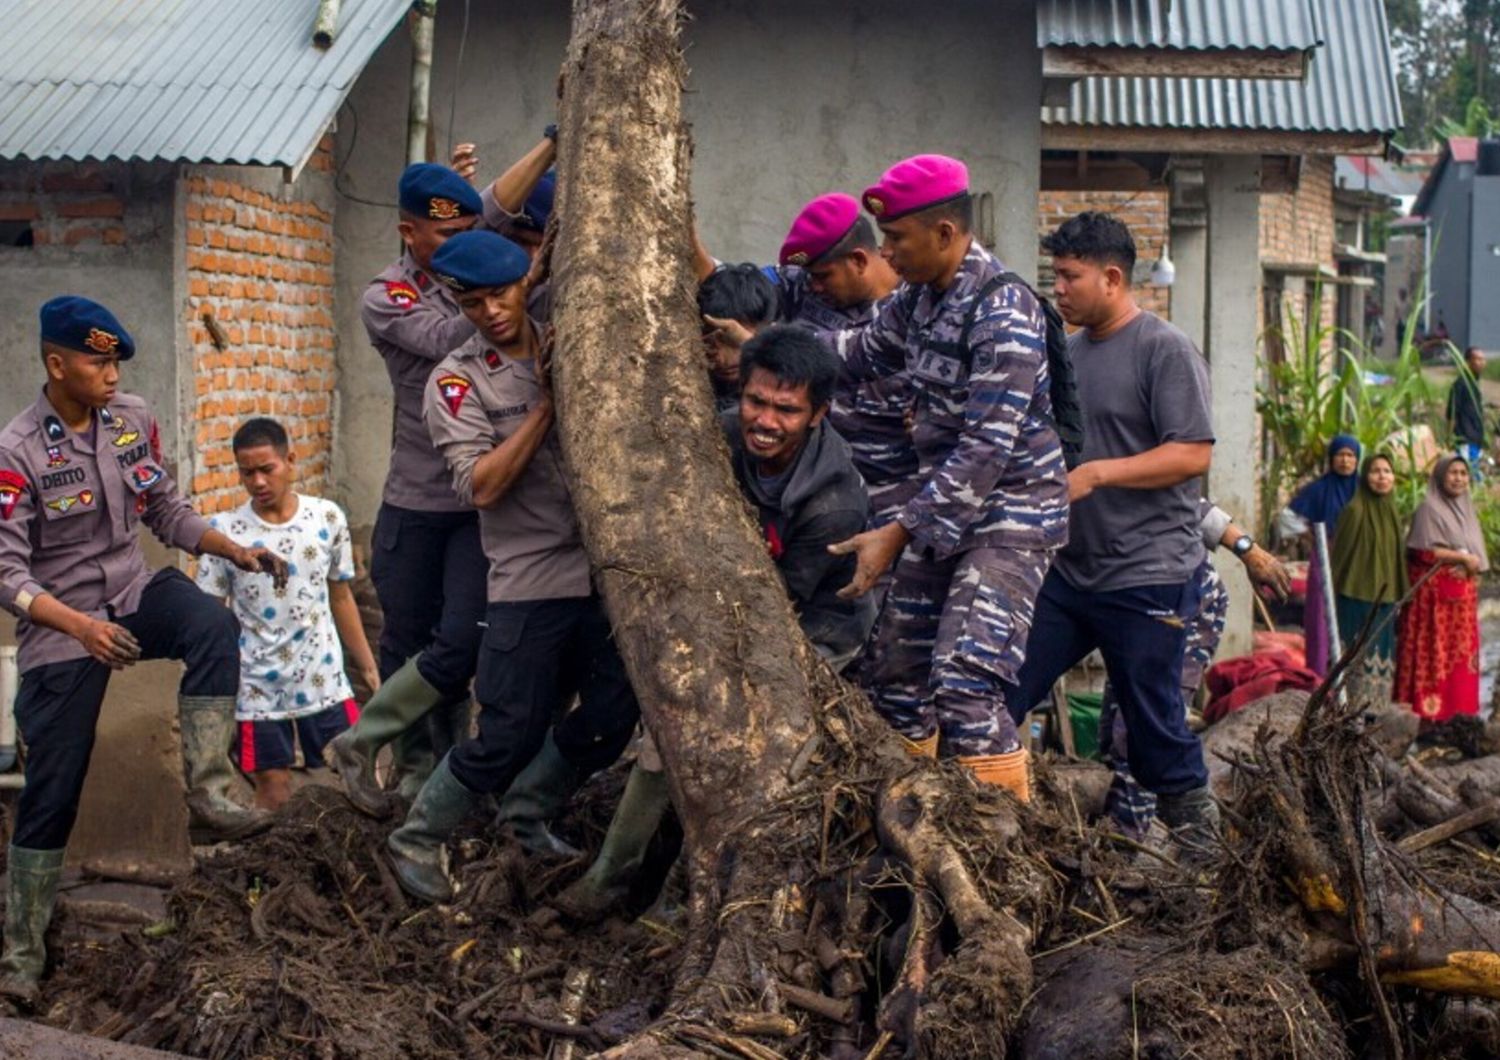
[1243,546,1291,603]
[238,546,291,590]
[702,315,753,351]
[829,522,909,600]
[81,619,142,670]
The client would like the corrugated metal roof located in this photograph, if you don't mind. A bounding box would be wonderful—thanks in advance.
[1038,0,1322,52]
[1335,156,1423,200]
[0,0,412,168]
[1041,0,1399,136]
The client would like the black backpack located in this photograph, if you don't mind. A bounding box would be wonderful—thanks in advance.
[905,271,1084,470]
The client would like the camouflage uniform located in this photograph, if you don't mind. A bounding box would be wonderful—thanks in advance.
[834,241,1069,756]
[1098,558,1229,834]
[775,266,917,525]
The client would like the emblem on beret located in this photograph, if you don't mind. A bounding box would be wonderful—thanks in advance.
[434,272,464,292]
[45,489,93,513]
[130,463,164,491]
[436,374,472,416]
[865,196,885,216]
[0,470,25,521]
[786,252,809,267]
[85,328,120,354]
[46,447,67,469]
[429,197,462,220]
[384,280,421,309]
[43,416,65,443]
[113,429,141,448]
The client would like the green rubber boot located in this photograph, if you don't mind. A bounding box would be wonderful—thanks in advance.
[553,764,669,923]
[0,846,65,1007]
[495,732,585,858]
[179,696,273,844]
[327,657,445,817]
[387,755,479,904]
[390,693,472,803]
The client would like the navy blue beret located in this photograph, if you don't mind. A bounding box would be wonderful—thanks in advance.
[39,295,135,360]
[430,230,531,292]
[515,170,556,231]
[398,163,483,220]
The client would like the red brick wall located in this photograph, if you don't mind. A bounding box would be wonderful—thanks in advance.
[1037,190,1172,318]
[0,161,137,247]
[1259,155,1338,337]
[183,158,337,514]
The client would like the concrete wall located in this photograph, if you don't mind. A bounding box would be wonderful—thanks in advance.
[0,161,179,450]
[333,0,1043,532]
[1427,164,1473,349]
[1469,177,1500,351]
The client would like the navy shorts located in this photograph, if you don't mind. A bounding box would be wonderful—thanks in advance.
[237,699,359,773]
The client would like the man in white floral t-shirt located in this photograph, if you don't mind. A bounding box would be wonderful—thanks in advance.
[196,419,380,810]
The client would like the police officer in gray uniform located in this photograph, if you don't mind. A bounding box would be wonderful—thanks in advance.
[385,230,640,903]
[330,154,581,846]
[0,297,288,1004]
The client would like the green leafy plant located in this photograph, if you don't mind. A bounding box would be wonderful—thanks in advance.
[1256,288,1451,535]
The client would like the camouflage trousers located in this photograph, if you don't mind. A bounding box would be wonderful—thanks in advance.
[1098,559,1229,834]
[863,544,1052,756]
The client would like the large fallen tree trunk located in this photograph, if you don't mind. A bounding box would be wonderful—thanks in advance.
[547,0,1039,1054]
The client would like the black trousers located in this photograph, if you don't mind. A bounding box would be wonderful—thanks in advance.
[1005,569,1208,796]
[12,568,239,850]
[370,504,487,759]
[448,596,640,795]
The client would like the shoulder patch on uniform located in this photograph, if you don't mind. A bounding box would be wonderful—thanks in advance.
[43,416,64,443]
[130,463,164,491]
[436,373,472,416]
[385,281,421,309]
[0,469,26,521]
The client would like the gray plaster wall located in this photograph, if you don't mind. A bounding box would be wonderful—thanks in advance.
[1427,163,1473,349]
[333,0,1043,531]
[0,162,179,453]
[1468,176,1500,351]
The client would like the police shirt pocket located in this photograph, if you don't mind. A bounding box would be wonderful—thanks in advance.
[475,608,528,704]
[37,487,98,545]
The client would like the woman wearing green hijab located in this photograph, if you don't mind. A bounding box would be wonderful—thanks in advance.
[1330,453,1409,701]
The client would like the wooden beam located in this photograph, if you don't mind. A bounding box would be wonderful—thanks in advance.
[1041,155,1162,191]
[1042,125,1387,157]
[1043,45,1307,81]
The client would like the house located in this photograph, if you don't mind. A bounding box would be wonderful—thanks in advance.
[1037,0,1402,654]
[1409,136,1500,354]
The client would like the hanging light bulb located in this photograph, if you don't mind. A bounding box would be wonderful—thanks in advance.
[1150,243,1176,287]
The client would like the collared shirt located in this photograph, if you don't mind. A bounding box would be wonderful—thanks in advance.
[360,187,515,513]
[834,241,1069,558]
[422,334,590,603]
[775,266,918,520]
[0,389,210,672]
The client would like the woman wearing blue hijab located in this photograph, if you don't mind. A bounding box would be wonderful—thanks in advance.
[1290,434,1362,674]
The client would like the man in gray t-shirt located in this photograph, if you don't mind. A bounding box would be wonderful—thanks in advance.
[1007,212,1220,846]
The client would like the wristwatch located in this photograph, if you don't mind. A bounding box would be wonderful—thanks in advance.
[1231,534,1255,558]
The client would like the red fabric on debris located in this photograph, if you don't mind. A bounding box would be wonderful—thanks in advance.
[1204,649,1320,724]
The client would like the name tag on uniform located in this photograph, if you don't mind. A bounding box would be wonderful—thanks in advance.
[487,403,529,422]
[911,350,964,386]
